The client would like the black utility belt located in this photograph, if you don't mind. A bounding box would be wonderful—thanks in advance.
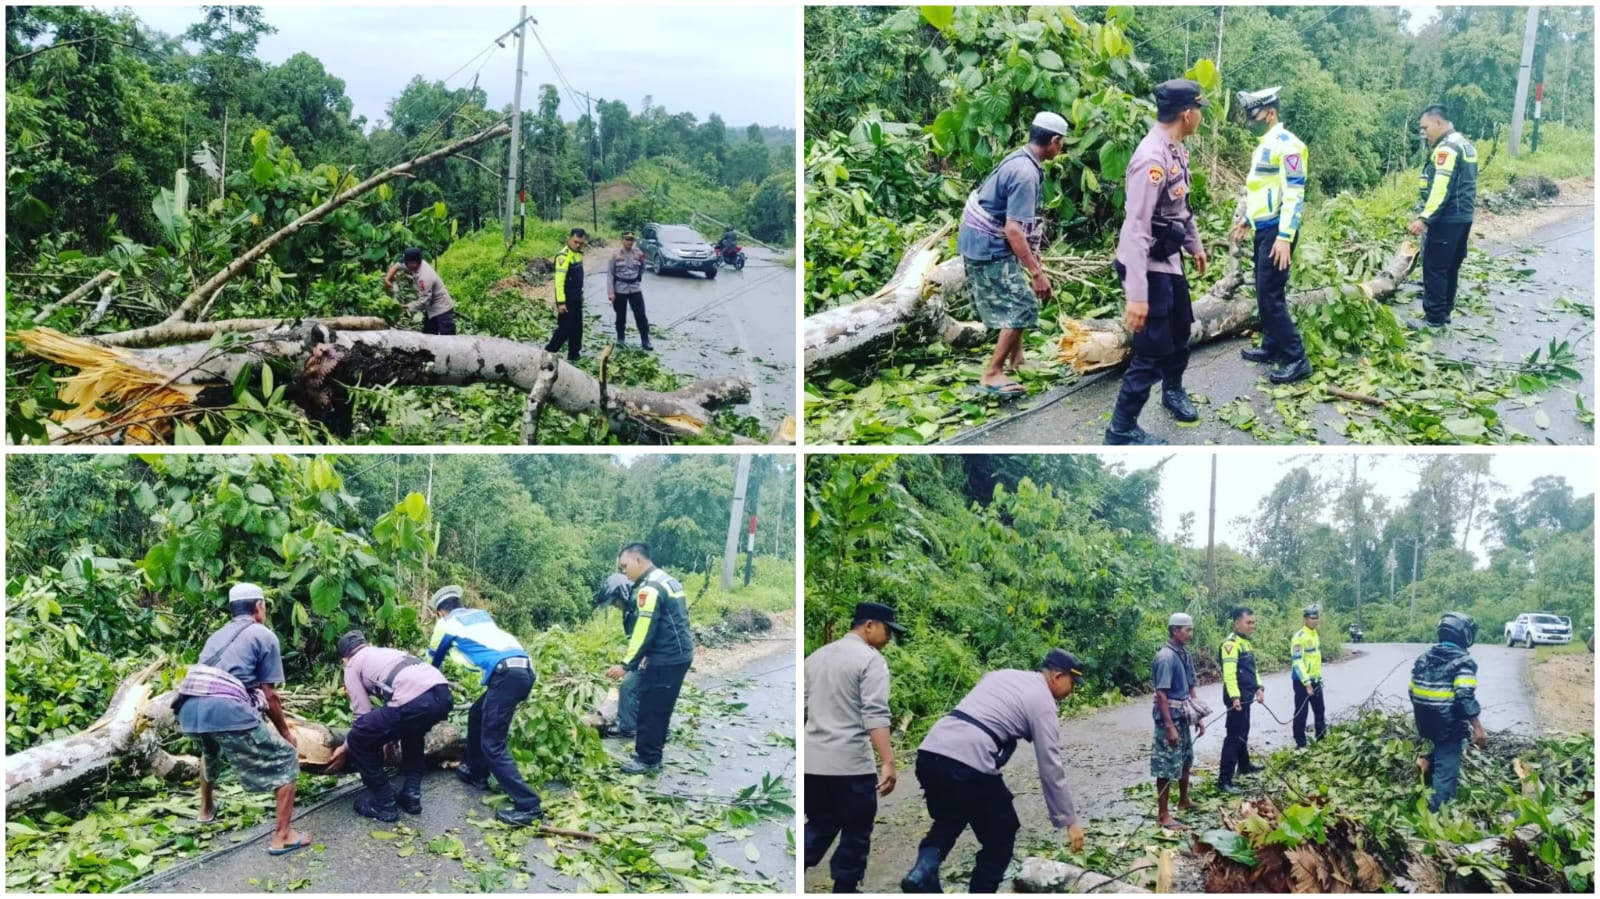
[1149,217,1187,259]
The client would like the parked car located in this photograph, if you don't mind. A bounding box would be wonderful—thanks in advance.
[639,223,718,279]
[1503,612,1573,648]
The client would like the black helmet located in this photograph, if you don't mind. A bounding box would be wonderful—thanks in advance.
[593,573,632,609]
[1438,611,1477,647]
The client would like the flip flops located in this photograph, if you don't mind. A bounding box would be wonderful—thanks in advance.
[267,833,313,856]
[197,801,220,824]
[978,381,1027,398]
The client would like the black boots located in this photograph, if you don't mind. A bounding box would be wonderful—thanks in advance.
[1104,386,1167,445]
[397,776,422,815]
[832,881,861,893]
[354,794,399,823]
[1269,356,1313,384]
[496,806,542,827]
[901,847,943,893]
[1241,345,1273,363]
[1162,387,1199,422]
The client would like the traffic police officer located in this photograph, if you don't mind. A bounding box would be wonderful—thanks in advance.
[804,602,905,894]
[1407,105,1478,329]
[1217,606,1264,794]
[1107,79,1209,445]
[605,542,695,776]
[1290,603,1326,747]
[609,231,653,350]
[1408,612,1486,811]
[544,227,588,362]
[1230,86,1312,385]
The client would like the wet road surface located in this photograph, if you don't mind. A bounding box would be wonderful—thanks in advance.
[956,203,1594,446]
[586,248,796,427]
[807,642,1536,893]
[134,648,795,893]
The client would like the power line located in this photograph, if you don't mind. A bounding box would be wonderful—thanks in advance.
[1133,6,1222,50]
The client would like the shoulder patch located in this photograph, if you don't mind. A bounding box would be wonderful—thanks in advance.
[637,593,647,608]
[1285,153,1302,173]
[1148,166,1163,185]
[1435,150,1449,165]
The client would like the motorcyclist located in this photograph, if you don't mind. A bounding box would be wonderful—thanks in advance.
[717,228,739,260]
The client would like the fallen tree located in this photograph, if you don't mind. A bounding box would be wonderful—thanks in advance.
[12,326,756,444]
[4,659,465,816]
[803,229,1419,375]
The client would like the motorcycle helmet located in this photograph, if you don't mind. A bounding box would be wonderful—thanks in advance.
[593,572,632,609]
[1438,611,1477,647]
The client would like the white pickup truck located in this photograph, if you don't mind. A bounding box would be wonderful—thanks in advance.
[1504,613,1573,648]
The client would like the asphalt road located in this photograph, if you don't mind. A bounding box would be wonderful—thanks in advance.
[585,248,796,427]
[807,641,1538,893]
[955,202,1594,446]
[132,647,796,893]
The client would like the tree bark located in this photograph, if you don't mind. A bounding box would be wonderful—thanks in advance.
[95,316,389,349]
[31,268,116,324]
[803,226,987,371]
[16,327,751,443]
[160,121,511,326]
[520,356,559,444]
[1055,241,1418,373]
[5,664,466,817]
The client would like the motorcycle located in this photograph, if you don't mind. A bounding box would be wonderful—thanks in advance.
[1348,623,1364,644]
[716,243,747,271]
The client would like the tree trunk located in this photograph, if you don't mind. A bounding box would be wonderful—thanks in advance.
[1055,241,1418,373]
[14,326,751,444]
[803,226,987,371]
[95,316,388,349]
[160,122,512,326]
[5,664,466,817]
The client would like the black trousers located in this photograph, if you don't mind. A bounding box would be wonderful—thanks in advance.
[422,310,457,335]
[1422,219,1472,324]
[347,683,453,802]
[613,290,649,342]
[1292,679,1326,747]
[915,751,1019,893]
[1218,699,1253,784]
[468,664,542,813]
[804,773,878,888]
[634,661,690,766]
[1112,262,1194,425]
[1253,225,1305,362]
[544,297,584,361]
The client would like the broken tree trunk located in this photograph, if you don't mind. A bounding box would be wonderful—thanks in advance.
[95,315,388,349]
[803,225,987,370]
[31,268,117,324]
[160,121,511,327]
[1013,856,1152,893]
[5,662,465,817]
[1054,240,1419,373]
[12,326,751,444]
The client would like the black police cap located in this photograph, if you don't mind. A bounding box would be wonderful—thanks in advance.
[853,601,907,635]
[1154,79,1209,115]
[1042,648,1087,679]
[337,630,367,659]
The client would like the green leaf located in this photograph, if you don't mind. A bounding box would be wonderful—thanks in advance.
[402,492,428,522]
[652,849,697,874]
[369,830,398,841]
[1534,408,1551,429]
[1036,49,1064,71]
[247,485,274,505]
[919,6,955,30]
[1200,829,1258,866]
[310,574,343,616]
[1442,417,1486,439]
[744,843,760,863]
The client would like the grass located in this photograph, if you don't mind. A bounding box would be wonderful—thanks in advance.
[690,555,797,619]
[1534,640,1592,661]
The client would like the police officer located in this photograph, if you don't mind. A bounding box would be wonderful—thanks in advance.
[605,542,694,775]
[1408,612,1486,811]
[1407,105,1478,330]
[384,247,457,335]
[1230,86,1312,385]
[609,231,653,350]
[592,573,639,739]
[1107,80,1210,445]
[332,631,453,822]
[804,602,904,894]
[544,227,588,362]
[1152,612,1208,828]
[1217,606,1264,794]
[901,650,1087,893]
[957,111,1068,397]
[1290,604,1326,747]
[427,585,543,827]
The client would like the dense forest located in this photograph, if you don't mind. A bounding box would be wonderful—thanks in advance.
[803,6,1595,445]
[5,5,796,446]
[804,453,1594,741]
[5,453,795,892]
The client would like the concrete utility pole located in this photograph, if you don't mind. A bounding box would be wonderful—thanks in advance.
[1210,6,1224,182]
[502,8,532,244]
[1510,5,1540,156]
[721,455,752,590]
[583,92,599,230]
[1206,454,1218,600]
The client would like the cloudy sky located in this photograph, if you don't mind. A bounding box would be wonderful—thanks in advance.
[104,4,797,130]
[1110,451,1594,564]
